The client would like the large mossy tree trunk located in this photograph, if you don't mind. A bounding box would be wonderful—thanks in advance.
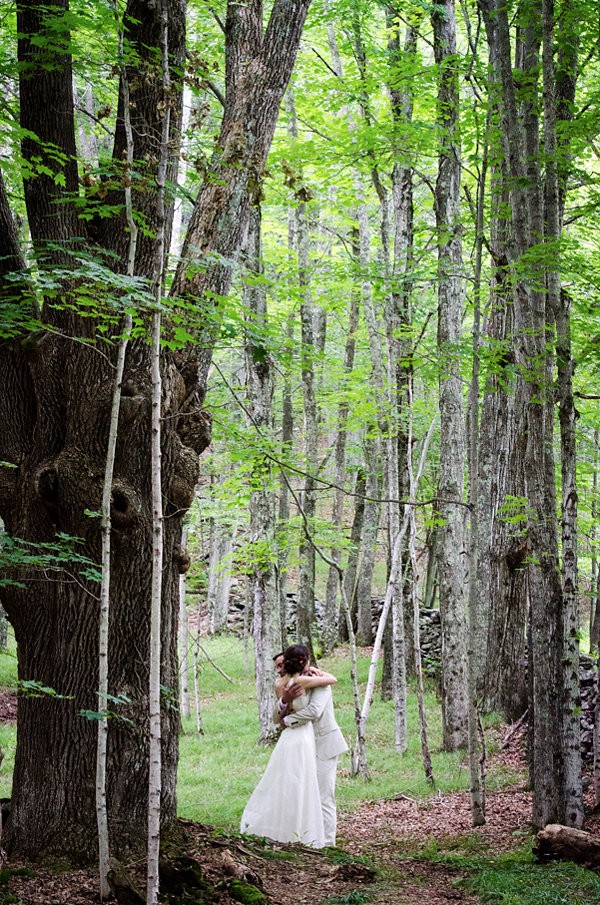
[0,0,312,863]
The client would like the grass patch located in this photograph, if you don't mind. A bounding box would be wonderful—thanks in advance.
[466,854,600,905]
[0,638,17,691]
[0,632,17,800]
[325,892,371,905]
[0,866,36,904]
[409,839,600,905]
[324,849,376,869]
[0,725,15,799]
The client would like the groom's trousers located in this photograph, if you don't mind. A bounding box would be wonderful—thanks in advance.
[316,754,339,847]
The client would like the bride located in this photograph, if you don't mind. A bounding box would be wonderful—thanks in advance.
[240,647,337,848]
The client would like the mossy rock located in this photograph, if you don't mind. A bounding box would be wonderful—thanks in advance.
[229,878,267,905]
[160,855,218,903]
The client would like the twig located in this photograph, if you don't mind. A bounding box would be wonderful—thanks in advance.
[206,79,225,107]
[500,708,528,749]
[198,642,234,683]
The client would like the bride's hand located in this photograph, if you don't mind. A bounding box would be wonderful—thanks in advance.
[281,682,304,705]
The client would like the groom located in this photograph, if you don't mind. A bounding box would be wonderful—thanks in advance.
[275,644,348,846]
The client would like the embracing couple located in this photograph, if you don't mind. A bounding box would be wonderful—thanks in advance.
[240,644,348,849]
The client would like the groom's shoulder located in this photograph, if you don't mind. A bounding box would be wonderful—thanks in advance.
[311,684,332,699]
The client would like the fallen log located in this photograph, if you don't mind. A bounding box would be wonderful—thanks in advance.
[534,824,600,868]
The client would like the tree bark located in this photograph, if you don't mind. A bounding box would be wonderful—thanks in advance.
[355,433,381,647]
[479,150,528,720]
[432,0,468,751]
[341,469,366,642]
[386,5,419,679]
[545,0,582,828]
[323,233,360,653]
[243,205,280,743]
[207,512,235,635]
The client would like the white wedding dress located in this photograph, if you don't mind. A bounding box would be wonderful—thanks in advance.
[240,692,325,848]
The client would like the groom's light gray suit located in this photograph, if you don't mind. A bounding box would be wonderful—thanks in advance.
[279,686,348,846]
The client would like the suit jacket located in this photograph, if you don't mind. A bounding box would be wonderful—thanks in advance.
[280,685,348,761]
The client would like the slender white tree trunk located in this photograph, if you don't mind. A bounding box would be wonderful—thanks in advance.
[286,87,317,657]
[193,598,204,736]
[147,7,170,902]
[355,431,381,646]
[466,127,488,827]
[97,4,137,896]
[170,79,192,259]
[544,0,582,828]
[207,517,235,634]
[179,526,190,720]
[407,385,434,786]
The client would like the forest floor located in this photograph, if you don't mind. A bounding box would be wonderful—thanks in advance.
[0,695,598,905]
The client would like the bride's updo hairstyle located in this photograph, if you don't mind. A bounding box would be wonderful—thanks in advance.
[283,644,310,676]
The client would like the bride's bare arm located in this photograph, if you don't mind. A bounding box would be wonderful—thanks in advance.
[295,671,336,689]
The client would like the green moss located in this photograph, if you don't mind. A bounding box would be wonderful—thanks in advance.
[229,878,267,904]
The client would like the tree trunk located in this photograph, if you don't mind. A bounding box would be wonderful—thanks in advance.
[422,527,439,611]
[545,0,582,827]
[0,0,312,862]
[432,0,468,751]
[323,233,360,652]
[479,153,528,720]
[296,219,317,657]
[407,391,434,786]
[341,469,366,642]
[466,114,488,827]
[386,5,419,679]
[207,516,235,634]
[286,87,317,660]
[276,208,296,651]
[97,11,139,891]
[243,205,280,743]
[355,433,381,646]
